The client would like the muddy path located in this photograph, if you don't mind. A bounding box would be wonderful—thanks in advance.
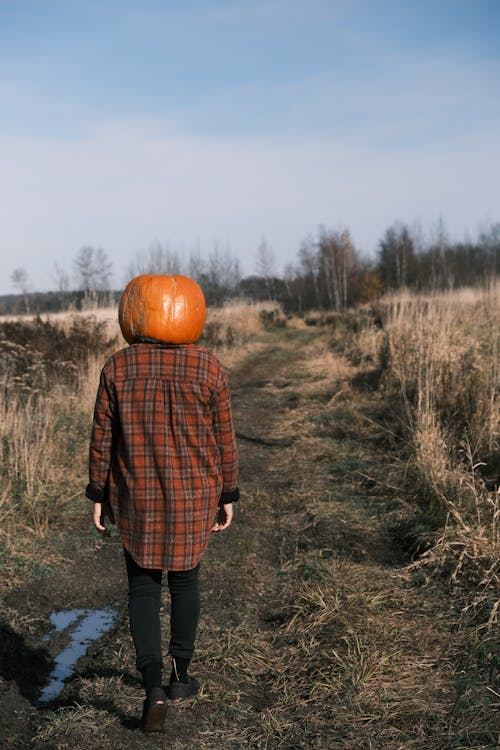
[1,326,496,749]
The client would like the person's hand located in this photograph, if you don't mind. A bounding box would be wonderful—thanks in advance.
[93,502,110,534]
[211,503,233,532]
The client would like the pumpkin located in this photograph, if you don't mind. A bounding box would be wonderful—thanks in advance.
[119,274,206,344]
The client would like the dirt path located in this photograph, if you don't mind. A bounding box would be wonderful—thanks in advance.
[1,326,496,749]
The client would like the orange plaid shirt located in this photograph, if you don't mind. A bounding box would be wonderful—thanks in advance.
[87,342,239,570]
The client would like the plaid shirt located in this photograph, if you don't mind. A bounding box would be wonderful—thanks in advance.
[87,342,239,570]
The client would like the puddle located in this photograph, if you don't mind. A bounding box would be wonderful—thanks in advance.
[37,608,117,704]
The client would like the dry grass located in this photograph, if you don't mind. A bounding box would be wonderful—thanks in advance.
[0,370,101,591]
[349,285,500,632]
[0,316,117,547]
[34,704,120,746]
[3,297,280,337]
[0,306,122,337]
[3,299,281,370]
[202,300,282,369]
[381,286,498,456]
[5,318,497,749]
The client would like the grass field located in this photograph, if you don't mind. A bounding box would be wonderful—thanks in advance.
[0,292,498,749]
[357,286,499,631]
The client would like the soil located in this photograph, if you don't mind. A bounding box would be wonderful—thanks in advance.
[0,326,497,749]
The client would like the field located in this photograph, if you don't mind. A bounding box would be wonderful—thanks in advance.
[0,292,498,749]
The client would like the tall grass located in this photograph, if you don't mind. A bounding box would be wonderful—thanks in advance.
[0,385,89,536]
[368,286,499,629]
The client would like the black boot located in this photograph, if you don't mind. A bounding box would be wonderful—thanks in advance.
[139,662,167,731]
[168,657,200,701]
[140,687,167,732]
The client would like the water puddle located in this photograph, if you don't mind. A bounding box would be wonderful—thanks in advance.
[37,607,117,704]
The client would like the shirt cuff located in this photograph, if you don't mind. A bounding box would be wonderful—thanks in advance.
[219,487,240,506]
[86,484,105,503]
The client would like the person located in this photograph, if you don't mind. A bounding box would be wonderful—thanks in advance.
[85,284,239,732]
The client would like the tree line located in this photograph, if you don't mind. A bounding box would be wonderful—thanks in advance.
[273,220,500,313]
[246,220,500,312]
[5,220,500,314]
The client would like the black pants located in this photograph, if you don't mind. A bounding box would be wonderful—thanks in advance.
[124,547,200,671]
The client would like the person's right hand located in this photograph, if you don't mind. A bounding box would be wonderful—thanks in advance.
[93,502,113,534]
[211,503,233,532]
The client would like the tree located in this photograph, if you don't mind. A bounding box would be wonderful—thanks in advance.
[426,217,454,289]
[298,236,322,309]
[74,246,113,291]
[377,223,417,290]
[201,243,241,305]
[188,246,207,283]
[10,267,31,312]
[126,242,182,280]
[478,222,500,281]
[52,262,71,292]
[255,239,276,299]
[318,227,359,310]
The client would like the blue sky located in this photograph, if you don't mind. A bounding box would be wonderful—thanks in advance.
[1,0,499,293]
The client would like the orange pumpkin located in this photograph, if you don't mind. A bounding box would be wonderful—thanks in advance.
[119,274,206,344]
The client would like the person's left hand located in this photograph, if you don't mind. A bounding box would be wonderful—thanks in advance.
[211,503,233,532]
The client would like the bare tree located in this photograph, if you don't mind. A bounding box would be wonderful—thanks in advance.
[74,246,113,291]
[52,262,71,292]
[478,222,500,282]
[377,223,416,290]
[125,242,184,282]
[318,228,358,310]
[427,216,453,289]
[204,243,241,304]
[298,236,321,308]
[283,262,295,297]
[255,239,276,299]
[188,247,207,283]
[11,267,31,312]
